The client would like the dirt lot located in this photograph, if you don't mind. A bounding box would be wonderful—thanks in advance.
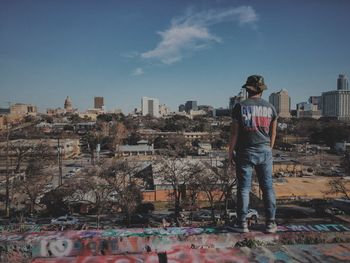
[274,176,350,199]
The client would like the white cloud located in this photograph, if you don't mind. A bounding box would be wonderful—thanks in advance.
[131,67,145,76]
[121,51,139,59]
[141,6,258,64]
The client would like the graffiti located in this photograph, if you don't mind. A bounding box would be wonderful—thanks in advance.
[279,224,350,232]
[0,224,349,261]
[0,224,348,243]
[28,243,350,263]
[0,224,42,233]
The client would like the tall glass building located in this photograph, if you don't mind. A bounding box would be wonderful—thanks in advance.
[337,74,349,90]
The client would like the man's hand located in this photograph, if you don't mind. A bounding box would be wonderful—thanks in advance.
[228,120,239,166]
[228,150,235,166]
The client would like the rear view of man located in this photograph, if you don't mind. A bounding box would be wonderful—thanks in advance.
[228,75,278,233]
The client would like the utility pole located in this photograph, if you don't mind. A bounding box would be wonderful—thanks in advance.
[57,138,62,186]
[4,101,11,217]
[5,116,10,217]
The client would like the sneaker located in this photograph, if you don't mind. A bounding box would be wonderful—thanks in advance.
[232,222,249,233]
[265,221,277,233]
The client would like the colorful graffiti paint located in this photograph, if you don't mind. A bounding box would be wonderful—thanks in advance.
[0,224,349,262]
[29,243,350,263]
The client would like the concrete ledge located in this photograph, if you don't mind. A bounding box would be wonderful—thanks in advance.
[29,243,350,263]
[0,224,349,262]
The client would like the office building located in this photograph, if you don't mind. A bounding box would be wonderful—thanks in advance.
[269,89,291,118]
[337,74,349,90]
[0,108,10,115]
[185,101,198,113]
[141,97,160,118]
[322,75,350,121]
[10,103,37,116]
[308,96,322,110]
[94,97,104,109]
[296,102,321,119]
[178,104,185,112]
[159,104,170,116]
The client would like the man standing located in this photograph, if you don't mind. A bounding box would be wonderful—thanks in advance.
[228,75,278,233]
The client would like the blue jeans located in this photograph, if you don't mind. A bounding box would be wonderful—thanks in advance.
[235,146,276,223]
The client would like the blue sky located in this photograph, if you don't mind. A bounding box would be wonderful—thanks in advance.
[1,0,350,113]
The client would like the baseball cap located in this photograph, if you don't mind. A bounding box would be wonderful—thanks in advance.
[242,75,267,92]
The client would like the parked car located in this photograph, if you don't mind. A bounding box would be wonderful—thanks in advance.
[51,216,79,225]
[224,209,259,221]
[65,171,76,178]
[192,210,221,222]
[324,207,345,216]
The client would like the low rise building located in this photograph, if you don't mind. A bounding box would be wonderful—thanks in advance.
[137,129,220,146]
[116,141,154,157]
[0,115,5,130]
[0,138,80,159]
[296,103,322,119]
[10,103,37,116]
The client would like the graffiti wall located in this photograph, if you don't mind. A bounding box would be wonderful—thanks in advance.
[30,243,350,263]
[0,224,349,262]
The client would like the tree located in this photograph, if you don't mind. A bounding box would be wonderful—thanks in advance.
[81,132,99,165]
[17,143,54,215]
[325,178,350,200]
[10,140,32,173]
[101,160,143,226]
[342,152,350,177]
[125,132,141,145]
[154,136,168,149]
[68,166,112,228]
[22,161,50,215]
[41,186,75,217]
[206,160,237,214]
[65,160,142,227]
[197,162,226,224]
[111,122,128,154]
[97,113,125,123]
[155,157,202,218]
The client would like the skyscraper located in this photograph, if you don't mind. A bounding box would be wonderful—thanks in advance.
[337,74,349,90]
[322,74,350,121]
[94,97,104,109]
[184,101,198,113]
[308,96,322,110]
[178,104,185,112]
[269,89,291,118]
[141,97,160,118]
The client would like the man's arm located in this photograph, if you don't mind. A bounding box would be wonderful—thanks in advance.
[270,119,277,149]
[228,120,239,164]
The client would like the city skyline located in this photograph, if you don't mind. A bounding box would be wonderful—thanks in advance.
[1,0,350,113]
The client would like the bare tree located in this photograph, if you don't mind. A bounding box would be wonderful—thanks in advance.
[111,122,128,155]
[206,160,236,214]
[197,165,222,223]
[16,143,54,215]
[342,152,350,177]
[22,160,51,215]
[101,160,142,226]
[69,160,143,227]
[155,157,203,218]
[68,165,112,228]
[10,140,32,173]
[325,178,350,200]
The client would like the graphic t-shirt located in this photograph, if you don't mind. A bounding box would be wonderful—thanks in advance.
[231,98,277,151]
